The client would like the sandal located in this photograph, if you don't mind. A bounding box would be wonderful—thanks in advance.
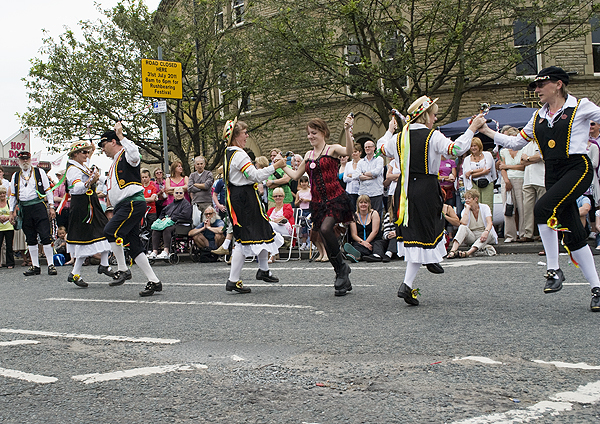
[458,251,469,258]
[447,250,459,259]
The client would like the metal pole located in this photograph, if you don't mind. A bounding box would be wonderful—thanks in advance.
[158,46,169,175]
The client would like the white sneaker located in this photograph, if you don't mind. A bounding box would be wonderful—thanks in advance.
[299,243,307,250]
[156,251,169,260]
[147,252,157,259]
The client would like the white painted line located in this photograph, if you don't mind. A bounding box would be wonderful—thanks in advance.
[533,360,600,370]
[453,356,503,365]
[43,298,314,310]
[72,363,207,384]
[563,283,589,286]
[272,260,529,270]
[552,380,600,403]
[0,367,57,384]
[74,282,375,287]
[0,328,179,344]
[231,355,245,361]
[0,340,40,346]
[452,401,573,424]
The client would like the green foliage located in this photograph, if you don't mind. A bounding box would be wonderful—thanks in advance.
[249,0,596,124]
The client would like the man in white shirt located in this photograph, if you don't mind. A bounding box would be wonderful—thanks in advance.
[356,140,385,217]
[9,151,57,276]
[100,122,162,297]
[519,141,545,242]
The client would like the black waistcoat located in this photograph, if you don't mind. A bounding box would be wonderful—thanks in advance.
[532,100,581,160]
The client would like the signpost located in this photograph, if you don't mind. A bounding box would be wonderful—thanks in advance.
[141,48,182,175]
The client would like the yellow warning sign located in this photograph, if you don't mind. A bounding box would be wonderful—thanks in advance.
[141,59,182,99]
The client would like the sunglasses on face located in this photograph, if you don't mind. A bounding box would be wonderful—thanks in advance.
[591,123,597,127]
[534,80,552,88]
[273,195,284,198]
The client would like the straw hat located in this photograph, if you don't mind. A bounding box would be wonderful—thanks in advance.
[407,96,438,122]
[68,141,92,158]
[222,117,238,145]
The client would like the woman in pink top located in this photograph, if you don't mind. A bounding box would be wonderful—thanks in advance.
[165,161,190,206]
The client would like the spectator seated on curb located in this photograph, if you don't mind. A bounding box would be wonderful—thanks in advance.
[447,189,497,259]
[344,195,385,262]
[189,206,225,250]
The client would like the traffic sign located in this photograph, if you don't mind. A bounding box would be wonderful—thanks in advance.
[153,101,167,113]
[141,59,182,99]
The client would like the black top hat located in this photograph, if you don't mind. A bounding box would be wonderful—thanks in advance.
[528,66,570,90]
[17,151,31,160]
[99,130,117,147]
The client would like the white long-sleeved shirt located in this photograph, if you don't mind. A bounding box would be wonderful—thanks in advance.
[343,161,360,194]
[356,155,384,196]
[9,167,54,211]
[493,95,600,154]
[66,160,95,195]
[106,137,144,207]
[226,146,275,186]
[377,124,475,176]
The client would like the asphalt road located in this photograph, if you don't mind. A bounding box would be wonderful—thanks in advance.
[1,253,599,423]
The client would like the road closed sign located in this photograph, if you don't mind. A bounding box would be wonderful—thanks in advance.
[141,59,182,99]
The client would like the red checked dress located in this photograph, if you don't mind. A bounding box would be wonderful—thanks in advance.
[305,154,353,230]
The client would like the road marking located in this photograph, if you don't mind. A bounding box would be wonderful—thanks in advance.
[71,363,208,384]
[563,283,589,286]
[452,401,573,424]
[533,360,600,370]
[231,355,245,361]
[453,356,503,365]
[452,380,600,423]
[0,328,179,344]
[74,282,375,287]
[271,260,529,270]
[0,340,40,346]
[0,367,57,384]
[44,298,314,310]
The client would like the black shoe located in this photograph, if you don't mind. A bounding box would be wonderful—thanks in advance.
[426,263,444,274]
[97,265,115,278]
[591,287,600,312]
[48,265,58,275]
[24,266,41,276]
[543,269,565,293]
[68,273,88,288]
[109,269,132,286]
[397,282,419,306]
[332,253,352,296]
[226,280,251,294]
[363,254,383,263]
[382,255,391,263]
[256,269,279,283]
[139,281,162,297]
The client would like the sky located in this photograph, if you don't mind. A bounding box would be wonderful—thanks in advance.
[0,0,162,172]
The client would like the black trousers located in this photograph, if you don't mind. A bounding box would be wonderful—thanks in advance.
[0,230,14,267]
[534,155,592,251]
[22,202,52,246]
[104,200,146,259]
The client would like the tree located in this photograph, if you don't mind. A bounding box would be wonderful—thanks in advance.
[248,0,598,125]
[21,0,255,173]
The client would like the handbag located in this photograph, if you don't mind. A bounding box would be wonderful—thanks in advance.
[151,217,175,231]
[14,205,23,231]
[504,191,514,217]
[192,203,203,227]
[476,178,489,189]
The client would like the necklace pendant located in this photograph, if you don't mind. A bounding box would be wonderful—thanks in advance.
[309,162,316,169]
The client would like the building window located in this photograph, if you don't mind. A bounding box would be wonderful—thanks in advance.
[382,29,409,90]
[232,0,244,26]
[513,19,538,76]
[591,17,600,73]
[346,35,362,94]
[239,91,251,113]
[216,6,224,32]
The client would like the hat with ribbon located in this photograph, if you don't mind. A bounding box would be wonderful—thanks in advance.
[222,117,238,145]
[528,66,570,90]
[406,96,438,122]
[68,141,92,158]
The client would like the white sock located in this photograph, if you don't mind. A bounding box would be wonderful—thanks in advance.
[43,244,54,267]
[222,238,231,250]
[134,253,159,283]
[228,247,245,282]
[257,250,269,272]
[571,245,600,288]
[73,257,86,276]
[100,251,110,267]
[385,251,393,258]
[403,262,421,288]
[29,245,39,267]
[538,224,559,270]
[110,242,128,272]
